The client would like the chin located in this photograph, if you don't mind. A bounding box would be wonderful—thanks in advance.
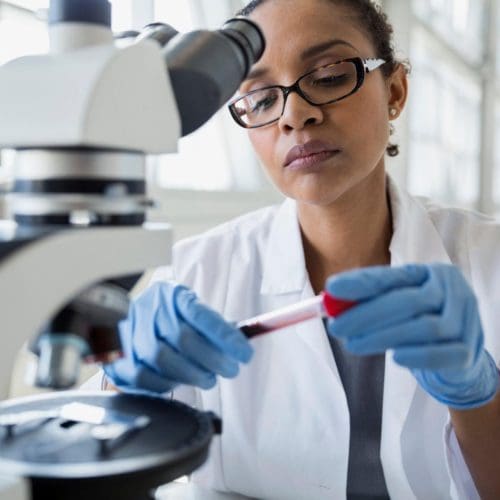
[284,177,352,205]
[309,164,385,203]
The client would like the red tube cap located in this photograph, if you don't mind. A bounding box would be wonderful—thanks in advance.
[321,292,356,318]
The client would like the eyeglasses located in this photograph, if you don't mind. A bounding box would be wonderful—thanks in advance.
[228,57,386,129]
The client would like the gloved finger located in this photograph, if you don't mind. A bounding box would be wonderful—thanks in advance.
[326,264,429,301]
[392,342,472,370]
[459,298,484,354]
[104,359,176,394]
[176,322,240,378]
[343,314,458,355]
[123,291,217,387]
[441,276,481,349]
[174,287,253,363]
[327,282,443,339]
[107,316,177,393]
[133,332,217,389]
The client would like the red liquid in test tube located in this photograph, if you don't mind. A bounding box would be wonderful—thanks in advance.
[238,292,356,339]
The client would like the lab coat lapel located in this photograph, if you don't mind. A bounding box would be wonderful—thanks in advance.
[260,198,307,295]
[260,198,346,373]
[381,178,453,499]
[256,198,350,497]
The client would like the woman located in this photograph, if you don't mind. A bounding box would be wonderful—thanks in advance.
[101,0,500,498]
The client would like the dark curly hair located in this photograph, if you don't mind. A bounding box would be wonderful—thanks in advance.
[237,0,410,157]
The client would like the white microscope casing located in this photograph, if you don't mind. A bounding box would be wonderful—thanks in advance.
[0,20,180,403]
[0,21,179,500]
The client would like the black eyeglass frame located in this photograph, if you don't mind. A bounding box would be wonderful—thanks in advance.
[228,57,387,129]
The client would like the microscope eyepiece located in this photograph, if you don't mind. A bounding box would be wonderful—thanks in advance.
[163,17,266,136]
[220,17,266,76]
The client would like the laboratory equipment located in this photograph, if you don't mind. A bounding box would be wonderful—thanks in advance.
[0,0,264,497]
[238,292,356,338]
[0,401,150,430]
[0,392,221,500]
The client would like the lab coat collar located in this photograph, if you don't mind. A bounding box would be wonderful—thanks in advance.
[260,198,307,295]
[388,176,452,267]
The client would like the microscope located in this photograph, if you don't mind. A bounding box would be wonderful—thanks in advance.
[0,1,264,498]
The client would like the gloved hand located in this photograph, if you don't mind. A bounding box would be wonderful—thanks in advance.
[326,264,499,410]
[104,282,253,394]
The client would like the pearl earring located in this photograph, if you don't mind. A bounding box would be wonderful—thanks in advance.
[390,108,398,117]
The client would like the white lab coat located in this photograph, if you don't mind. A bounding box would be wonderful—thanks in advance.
[86,177,500,499]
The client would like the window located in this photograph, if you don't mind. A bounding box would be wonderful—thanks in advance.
[496,103,500,205]
[412,0,486,64]
[407,27,481,206]
[391,0,500,212]
[495,7,500,212]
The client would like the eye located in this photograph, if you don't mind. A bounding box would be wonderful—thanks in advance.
[251,94,278,113]
[244,90,281,115]
[312,73,349,87]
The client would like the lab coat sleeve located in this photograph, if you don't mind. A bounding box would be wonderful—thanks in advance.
[79,369,199,407]
[444,422,480,500]
[80,370,108,391]
[422,214,500,500]
[444,218,500,500]
[79,367,199,406]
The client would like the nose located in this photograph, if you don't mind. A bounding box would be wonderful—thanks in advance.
[278,91,324,132]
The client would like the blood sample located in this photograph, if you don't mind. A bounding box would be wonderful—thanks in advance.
[238,292,356,339]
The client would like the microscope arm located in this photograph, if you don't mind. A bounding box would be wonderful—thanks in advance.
[0,223,172,400]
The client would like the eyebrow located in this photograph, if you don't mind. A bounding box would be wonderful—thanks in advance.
[245,39,358,81]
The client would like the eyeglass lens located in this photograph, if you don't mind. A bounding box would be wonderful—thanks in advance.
[232,61,358,127]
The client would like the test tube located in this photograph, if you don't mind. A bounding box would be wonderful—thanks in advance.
[237,292,356,339]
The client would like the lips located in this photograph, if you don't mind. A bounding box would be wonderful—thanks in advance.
[284,140,341,168]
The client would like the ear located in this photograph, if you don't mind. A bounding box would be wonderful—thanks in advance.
[386,64,408,121]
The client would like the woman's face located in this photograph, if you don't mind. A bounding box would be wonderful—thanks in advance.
[244,0,406,206]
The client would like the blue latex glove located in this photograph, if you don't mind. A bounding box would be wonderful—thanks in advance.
[326,264,499,410]
[104,282,253,394]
